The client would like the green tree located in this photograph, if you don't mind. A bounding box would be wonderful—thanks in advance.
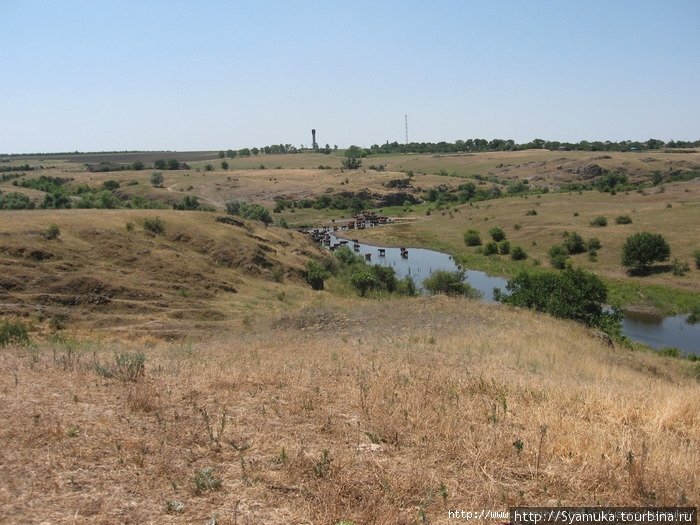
[621,232,671,272]
[221,161,229,170]
[497,268,620,336]
[218,151,225,159]
[225,149,236,158]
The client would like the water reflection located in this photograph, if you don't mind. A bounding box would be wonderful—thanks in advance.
[325,234,699,355]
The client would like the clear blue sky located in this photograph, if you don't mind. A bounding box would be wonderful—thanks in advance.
[1,0,698,153]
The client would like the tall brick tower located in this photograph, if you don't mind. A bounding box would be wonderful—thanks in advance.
[311,129,318,150]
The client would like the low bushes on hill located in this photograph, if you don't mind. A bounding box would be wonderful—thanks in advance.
[143,217,165,235]
[590,216,608,227]
[510,245,527,260]
[0,191,34,210]
[225,200,273,225]
[615,215,632,224]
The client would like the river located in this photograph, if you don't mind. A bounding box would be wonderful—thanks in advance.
[325,233,700,355]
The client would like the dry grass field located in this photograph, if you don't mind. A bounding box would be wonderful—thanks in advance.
[0,205,698,523]
[1,297,699,524]
[0,210,323,339]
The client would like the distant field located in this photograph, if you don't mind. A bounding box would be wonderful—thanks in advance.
[2,149,698,313]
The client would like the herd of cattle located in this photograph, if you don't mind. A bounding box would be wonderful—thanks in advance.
[303,212,409,259]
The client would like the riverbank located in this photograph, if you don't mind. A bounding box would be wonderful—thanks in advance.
[345,223,699,317]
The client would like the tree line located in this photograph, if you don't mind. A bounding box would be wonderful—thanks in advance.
[357,138,699,155]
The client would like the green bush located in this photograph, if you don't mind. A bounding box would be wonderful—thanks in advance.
[693,249,700,270]
[422,270,481,298]
[305,261,329,290]
[563,232,586,254]
[590,216,608,227]
[0,191,35,210]
[498,240,511,255]
[143,217,165,235]
[225,200,273,225]
[548,245,569,269]
[102,180,120,190]
[396,276,417,296]
[483,241,499,255]
[525,209,537,216]
[489,227,505,242]
[510,245,527,260]
[463,229,482,246]
[615,215,632,224]
[0,320,29,347]
[44,224,61,240]
[497,267,621,337]
[621,232,670,272]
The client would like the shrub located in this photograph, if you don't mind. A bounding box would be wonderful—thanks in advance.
[563,232,586,254]
[44,224,61,240]
[587,237,602,251]
[498,240,511,255]
[694,249,700,270]
[621,232,670,272]
[143,217,165,235]
[525,209,537,216]
[305,261,329,290]
[150,172,164,187]
[204,164,213,172]
[221,161,229,170]
[102,180,120,190]
[193,467,222,494]
[0,191,35,210]
[489,227,505,242]
[225,200,273,225]
[341,157,362,170]
[396,276,417,296]
[671,258,690,277]
[463,229,482,246]
[590,216,607,227]
[548,245,569,269]
[0,320,29,347]
[95,352,145,382]
[498,267,621,336]
[483,241,498,255]
[511,245,527,260]
[422,270,481,298]
[348,265,380,296]
[615,215,632,224]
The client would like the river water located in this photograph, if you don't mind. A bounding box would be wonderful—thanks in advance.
[327,233,699,355]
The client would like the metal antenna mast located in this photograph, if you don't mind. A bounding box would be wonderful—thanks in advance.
[404,114,408,144]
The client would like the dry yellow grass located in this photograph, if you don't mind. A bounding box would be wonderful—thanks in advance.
[0,209,325,338]
[1,297,698,524]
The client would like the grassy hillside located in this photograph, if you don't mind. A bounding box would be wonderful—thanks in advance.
[0,210,324,339]
[1,297,698,523]
[354,180,700,314]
